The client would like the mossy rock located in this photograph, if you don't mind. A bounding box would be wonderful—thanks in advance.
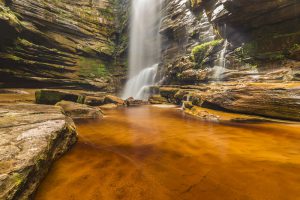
[35,90,85,105]
[159,87,180,103]
[149,95,169,104]
[191,39,223,64]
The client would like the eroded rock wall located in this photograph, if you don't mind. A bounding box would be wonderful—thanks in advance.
[160,0,300,85]
[0,0,129,92]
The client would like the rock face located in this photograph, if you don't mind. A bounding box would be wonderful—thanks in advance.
[159,0,300,85]
[56,100,103,119]
[35,89,85,105]
[159,82,300,121]
[0,0,129,91]
[0,103,77,199]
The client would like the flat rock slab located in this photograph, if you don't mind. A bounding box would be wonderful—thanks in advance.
[56,100,103,119]
[0,103,77,200]
[159,82,300,121]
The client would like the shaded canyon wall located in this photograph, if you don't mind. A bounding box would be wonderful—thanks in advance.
[159,0,300,85]
[0,0,129,92]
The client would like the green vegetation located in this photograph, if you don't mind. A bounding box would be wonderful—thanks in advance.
[77,57,109,78]
[189,0,202,10]
[290,44,300,52]
[191,39,223,62]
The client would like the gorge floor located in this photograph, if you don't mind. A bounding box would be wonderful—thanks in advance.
[35,105,300,200]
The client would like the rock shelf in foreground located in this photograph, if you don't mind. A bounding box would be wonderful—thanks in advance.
[0,103,77,200]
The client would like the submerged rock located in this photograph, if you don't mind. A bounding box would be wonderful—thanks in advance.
[185,106,220,122]
[0,103,77,200]
[55,101,103,119]
[35,89,85,105]
[84,96,105,106]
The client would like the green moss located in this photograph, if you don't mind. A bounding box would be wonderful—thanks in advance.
[189,0,202,10]
[77,95,85,104]
[290,44,300,52]
[35,90,82,105]
[77,57,109,78]
[12,173,25,187]
[191,39,223,62]
[0,5,23,30]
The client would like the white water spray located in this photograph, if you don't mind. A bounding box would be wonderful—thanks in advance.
[122,0,162,100]
[213,39,228,80]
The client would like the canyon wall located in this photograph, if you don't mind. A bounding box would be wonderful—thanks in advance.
[0,0,129,92]
[160,0,300,85]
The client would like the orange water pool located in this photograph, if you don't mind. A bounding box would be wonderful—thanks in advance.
[35,105,300,200]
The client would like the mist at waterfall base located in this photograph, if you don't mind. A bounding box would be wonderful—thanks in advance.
[122,0,162,100]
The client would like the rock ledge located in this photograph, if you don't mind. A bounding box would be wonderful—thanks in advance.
[0,103,77,200]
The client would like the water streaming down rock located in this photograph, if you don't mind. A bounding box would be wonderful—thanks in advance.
[122,0,162,100]
[213,39,228,80]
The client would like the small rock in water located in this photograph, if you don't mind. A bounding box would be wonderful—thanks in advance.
[125,97,148,106]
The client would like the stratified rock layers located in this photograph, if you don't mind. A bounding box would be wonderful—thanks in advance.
[159,83,300,121]
[0,0,128,91]
[0,104,77,199]
[160,0,300,84]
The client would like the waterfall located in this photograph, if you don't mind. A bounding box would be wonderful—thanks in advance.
[122,0,162,100]
[213,39,228,80]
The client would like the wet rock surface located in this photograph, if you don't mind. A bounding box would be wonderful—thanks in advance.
[0,103,77,200]
[159,82,300,121]
[35,89,85,105]
[56,101,103,119]
[104,95,125,105]
[159,0,300,85]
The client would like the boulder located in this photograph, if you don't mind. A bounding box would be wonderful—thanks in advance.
[125,97,148,106]
[84,96,105,106]
[104,95,124,105]
[35,89,85,105]
[55,101,103,119]
[159,87,180,103]
[0,103,77,200]
[149,95,169,104]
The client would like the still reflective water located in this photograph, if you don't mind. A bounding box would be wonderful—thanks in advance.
[35,106,300,200]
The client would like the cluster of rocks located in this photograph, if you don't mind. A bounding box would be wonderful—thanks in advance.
[0,88,142,199]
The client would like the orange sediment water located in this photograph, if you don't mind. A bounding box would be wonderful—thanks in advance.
[35,105,300,200]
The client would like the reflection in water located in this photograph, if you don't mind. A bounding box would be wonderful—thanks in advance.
[35,106,300,200]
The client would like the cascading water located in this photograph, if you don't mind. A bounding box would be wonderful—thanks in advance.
[213,39,228,80]
[122,0,162,100]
